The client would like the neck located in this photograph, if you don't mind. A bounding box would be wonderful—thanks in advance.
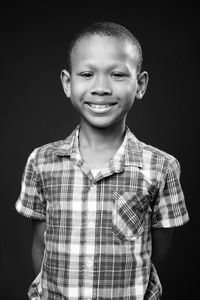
[79,121,126,150]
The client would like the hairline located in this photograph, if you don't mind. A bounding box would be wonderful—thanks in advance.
[67,31,143,74]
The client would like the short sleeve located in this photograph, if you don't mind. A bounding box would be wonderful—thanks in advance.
[15,149,46,220]
[152,158,189,228]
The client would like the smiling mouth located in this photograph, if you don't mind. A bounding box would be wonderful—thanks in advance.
[85,103,116,113]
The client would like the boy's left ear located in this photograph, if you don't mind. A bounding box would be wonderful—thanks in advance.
[136,71,149,99]
[60,69,71,98]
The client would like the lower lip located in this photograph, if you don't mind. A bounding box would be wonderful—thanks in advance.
[85,104,115,114]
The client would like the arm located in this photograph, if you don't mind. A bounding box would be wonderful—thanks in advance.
[151,227,173,269]
[31,220,46,276]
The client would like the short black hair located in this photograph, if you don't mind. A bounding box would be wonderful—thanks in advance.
[67,22,143,73]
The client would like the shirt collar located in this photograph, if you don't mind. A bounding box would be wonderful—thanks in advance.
[54,125,79,157]
[124,127,143,168]
[55,125,143,168]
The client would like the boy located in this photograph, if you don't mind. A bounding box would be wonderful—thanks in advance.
[16,22,189,299]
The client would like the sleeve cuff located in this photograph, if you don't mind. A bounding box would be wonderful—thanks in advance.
[15,201,46,221]
[152,212,189,228]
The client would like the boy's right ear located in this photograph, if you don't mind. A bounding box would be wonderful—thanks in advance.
[60,69,71,98]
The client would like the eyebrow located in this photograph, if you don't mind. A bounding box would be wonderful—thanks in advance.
[76,63,129,71]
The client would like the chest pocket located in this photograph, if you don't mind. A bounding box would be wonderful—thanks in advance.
[112,190,151,241]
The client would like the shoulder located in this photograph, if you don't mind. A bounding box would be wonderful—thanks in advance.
[29,139,65,161]
[141,141,176,161]
[26,130,75,169]
[140,140,181,175]
[127,129,180,175]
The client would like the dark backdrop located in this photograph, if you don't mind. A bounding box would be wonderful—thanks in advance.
[1,2,198,299]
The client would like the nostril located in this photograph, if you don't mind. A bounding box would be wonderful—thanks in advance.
[91,88,112,96]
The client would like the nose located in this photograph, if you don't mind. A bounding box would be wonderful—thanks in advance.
[90,75,112,96]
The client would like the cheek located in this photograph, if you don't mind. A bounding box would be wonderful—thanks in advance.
[70,80,87,98]
[116,84,137,101]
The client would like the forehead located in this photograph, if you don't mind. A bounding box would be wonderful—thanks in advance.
[71,35,139,69]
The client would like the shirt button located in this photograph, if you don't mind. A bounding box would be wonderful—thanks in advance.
[86,259,93,268]
[88,220,95,228]
[90,183,96,190]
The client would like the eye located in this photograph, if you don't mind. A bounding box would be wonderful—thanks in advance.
[111,72,127,80]
[79,72,94,79]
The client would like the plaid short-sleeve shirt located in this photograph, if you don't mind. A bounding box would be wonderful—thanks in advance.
[16,125,189,300]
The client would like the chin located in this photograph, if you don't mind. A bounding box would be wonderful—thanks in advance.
[82,113,124,130]
[87,118,122,130]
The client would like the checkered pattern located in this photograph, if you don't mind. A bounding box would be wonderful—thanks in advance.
[16,125,189,299]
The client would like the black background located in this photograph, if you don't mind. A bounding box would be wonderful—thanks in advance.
[1,2,199,299]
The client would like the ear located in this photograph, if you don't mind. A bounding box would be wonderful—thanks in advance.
[136,71,149,99]
[60,69,71,98]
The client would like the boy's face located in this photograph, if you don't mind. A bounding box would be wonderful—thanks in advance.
[62,35,148,129]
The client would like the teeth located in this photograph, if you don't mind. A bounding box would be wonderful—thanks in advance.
[89,104,110,108]
[86,103,114,113]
